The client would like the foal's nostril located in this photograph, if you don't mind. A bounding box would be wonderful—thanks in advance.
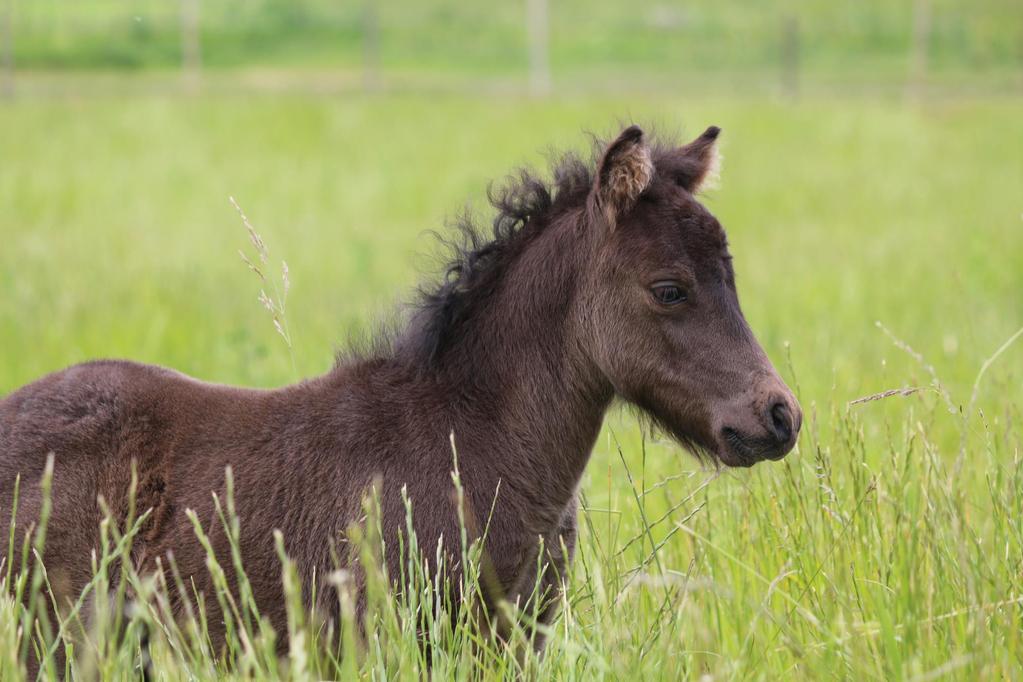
[769,401,793,444]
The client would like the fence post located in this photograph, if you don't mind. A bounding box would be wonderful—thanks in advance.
[1,0,13,99]
[181,0,201,90]
[907,0,931,98]
[526,0,551,96]
[781,15,800,100]
[363,0,380,91]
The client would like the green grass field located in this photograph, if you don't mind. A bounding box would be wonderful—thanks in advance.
[1,89,1022,679]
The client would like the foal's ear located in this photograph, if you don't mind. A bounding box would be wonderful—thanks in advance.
[666,126,722,194]
[589,125,654,229]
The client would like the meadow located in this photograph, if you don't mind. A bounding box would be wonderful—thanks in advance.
[1,86,1022,679]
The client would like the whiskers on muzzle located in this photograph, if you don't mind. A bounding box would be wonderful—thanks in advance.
[721,427,789,466]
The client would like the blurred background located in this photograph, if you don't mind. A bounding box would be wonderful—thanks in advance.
[3,0,1022,95]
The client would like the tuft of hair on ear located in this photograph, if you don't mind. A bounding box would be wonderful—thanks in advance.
[696,132,722,192]
[590,125,654,229]
[669,125,723,194]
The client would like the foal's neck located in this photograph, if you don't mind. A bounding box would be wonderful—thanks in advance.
[442,218,612,517]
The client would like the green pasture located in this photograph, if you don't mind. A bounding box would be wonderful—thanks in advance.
[1,89,1022,679]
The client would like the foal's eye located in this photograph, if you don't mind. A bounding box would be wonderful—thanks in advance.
[651,282,688,306]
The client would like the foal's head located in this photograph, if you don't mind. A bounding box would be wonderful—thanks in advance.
[576,125,801,466]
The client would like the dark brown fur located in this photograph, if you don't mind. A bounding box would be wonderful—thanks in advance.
[0,125,801,665]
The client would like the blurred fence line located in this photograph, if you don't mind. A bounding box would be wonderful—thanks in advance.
[1,0,1021,97]
[1,0,12,96]
[180,0,201,88]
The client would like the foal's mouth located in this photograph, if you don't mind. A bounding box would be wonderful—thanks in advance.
[720,427,787,467]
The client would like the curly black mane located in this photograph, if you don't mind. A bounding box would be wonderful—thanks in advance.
[394,148,596,366]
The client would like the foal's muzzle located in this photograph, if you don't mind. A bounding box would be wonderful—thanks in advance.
[718,390,802,467]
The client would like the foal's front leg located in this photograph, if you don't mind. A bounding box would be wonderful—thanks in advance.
[505,499,578,653]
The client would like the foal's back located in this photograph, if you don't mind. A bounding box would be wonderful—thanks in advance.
[0,359,270,497]
[0,358,452,649]
[0,361,304,620]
